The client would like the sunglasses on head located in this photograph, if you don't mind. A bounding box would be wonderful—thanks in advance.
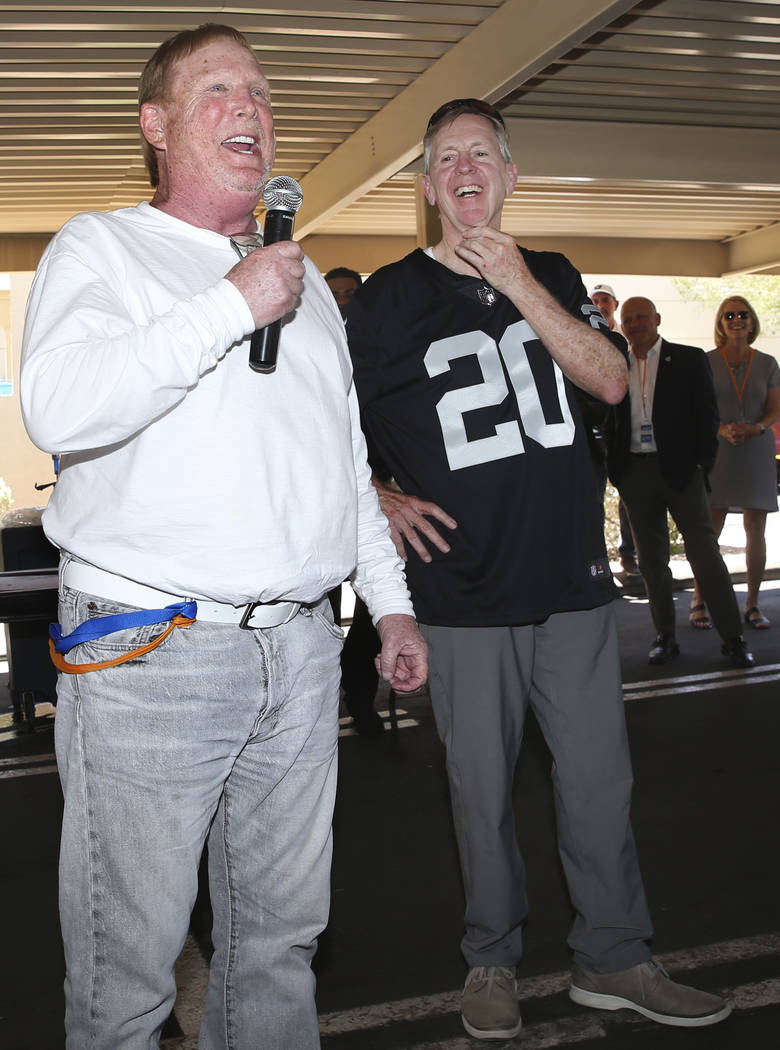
[426,98,505,132]
[723,310,750,321]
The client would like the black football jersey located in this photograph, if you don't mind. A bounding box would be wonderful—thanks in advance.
[347,247,618,627]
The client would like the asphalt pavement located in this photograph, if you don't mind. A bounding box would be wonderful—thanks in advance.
[1,520,778,1049]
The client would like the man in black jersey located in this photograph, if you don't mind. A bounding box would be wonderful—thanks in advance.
[346,99,731,1040]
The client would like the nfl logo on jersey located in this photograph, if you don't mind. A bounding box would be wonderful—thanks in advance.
[476,285,497,306]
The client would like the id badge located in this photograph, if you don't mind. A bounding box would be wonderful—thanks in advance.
[640,422,654,446]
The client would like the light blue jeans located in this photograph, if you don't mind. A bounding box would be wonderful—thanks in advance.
[55,582,343,1049]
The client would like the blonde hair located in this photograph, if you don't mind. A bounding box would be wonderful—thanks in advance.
[714,295,760,348]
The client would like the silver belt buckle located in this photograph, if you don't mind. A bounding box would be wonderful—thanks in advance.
[239,600,300,630]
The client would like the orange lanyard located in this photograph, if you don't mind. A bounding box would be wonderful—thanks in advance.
[638,356,651,420]
[720,347,754,410]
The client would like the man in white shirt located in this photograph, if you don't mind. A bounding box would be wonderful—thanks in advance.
[608,296,753,668]
[20,24,426,1050]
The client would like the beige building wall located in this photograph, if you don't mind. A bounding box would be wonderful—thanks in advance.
[0,271,54,515]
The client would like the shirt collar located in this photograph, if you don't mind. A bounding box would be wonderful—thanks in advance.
[630,335,662,363]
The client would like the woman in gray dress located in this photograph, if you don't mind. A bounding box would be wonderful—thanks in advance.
[690,296,780,630]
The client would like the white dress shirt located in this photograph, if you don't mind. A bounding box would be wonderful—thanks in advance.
[628,336,663,452]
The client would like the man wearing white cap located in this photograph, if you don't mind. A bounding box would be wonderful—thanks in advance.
[590,283,622,335]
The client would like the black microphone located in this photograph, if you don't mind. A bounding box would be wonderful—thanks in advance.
[248,175,304,374]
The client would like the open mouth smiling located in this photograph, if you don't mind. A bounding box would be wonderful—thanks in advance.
[222,135,258,155]
[455,184,482,198]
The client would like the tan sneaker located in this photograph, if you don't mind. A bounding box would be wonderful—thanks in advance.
[569,958,731,1027]
[461,965,521,1040]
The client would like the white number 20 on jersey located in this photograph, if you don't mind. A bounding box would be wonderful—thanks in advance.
[424,319,576,471]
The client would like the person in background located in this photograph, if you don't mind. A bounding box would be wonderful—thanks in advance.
[325,265,387,736]
[325,265,362,315]
[590,283,622,335]
[20,24,426,1049]
[610,296,754,668]
[347,98,730,1041]
[689,295,780,630]
[590,282,640,576]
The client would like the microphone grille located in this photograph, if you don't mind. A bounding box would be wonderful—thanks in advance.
[262,175,303,213]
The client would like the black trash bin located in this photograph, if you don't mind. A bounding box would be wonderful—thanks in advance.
[1,521,59,726]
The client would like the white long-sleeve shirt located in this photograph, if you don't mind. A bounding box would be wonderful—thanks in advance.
[20,202,413,619]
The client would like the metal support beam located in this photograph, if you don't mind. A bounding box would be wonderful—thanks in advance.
[504,120,780,186]
[300,233,729,279]
[724,224,780,276]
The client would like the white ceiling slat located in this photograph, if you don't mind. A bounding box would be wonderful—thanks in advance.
[619,15,780,40]
[570,47,780,76]
[0,51,430,73]
[0,37,451,60]
[541,61,780,89]
[638,0,780,20]
[508,90,780,116]
[505,103,780,125]
[1,2,499,23]
[583,30,780,55]
[523,77,780,104]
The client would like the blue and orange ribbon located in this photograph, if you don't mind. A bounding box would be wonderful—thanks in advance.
[49,601,197,674]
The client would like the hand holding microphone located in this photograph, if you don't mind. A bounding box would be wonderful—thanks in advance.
[225,175,305,374]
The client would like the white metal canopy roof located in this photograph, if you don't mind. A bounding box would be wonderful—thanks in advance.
[2,0,780,275]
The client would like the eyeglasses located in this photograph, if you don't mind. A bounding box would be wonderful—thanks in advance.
[723,310,750,321]
[426,98,505,132]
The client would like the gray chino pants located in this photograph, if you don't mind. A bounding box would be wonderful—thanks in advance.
[421,604,653,974]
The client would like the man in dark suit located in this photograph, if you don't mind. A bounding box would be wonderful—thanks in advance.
[608,296,754,667]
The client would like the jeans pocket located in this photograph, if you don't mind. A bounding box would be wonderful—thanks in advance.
[60,586,183,665]
[310,602,345,642]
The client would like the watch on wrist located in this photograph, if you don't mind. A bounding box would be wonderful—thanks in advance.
[758,423,766,434]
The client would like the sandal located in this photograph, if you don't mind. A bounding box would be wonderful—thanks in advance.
[744,606,771,630]
[689,603,713,630]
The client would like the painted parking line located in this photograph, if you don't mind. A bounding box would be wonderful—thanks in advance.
[165,932,780,1045]
[624,662,780,702]
[338,708,419,737]
[0,763,58,779]
[0,751,58,778]
[318,932,780,1038]
[0,752,55,767]
[367,979,780,1050]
